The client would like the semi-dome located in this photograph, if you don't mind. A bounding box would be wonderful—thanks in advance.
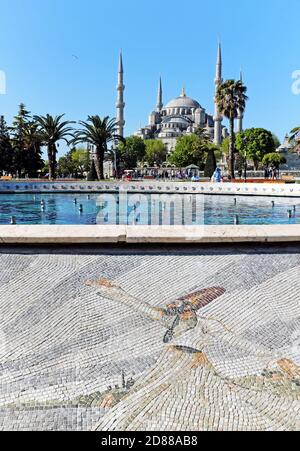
[162,116,192,125]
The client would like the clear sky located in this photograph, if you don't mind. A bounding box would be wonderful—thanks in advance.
[0,0,299,156]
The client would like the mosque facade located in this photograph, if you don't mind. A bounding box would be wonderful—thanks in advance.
[116,45,245,153]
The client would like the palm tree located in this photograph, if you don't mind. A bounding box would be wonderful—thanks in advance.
[216,80,248,178]
[72,116,123,180]
[34,114,74,180]
[289,127,300,151]
[290,126,300,137]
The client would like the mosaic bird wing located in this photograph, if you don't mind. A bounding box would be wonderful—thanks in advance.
[162,287,226,344]
[85,278,171,326]
[177,287,226,312]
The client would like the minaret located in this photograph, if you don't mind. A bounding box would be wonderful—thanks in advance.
[116,51,125,137]
[237,69,244,133]
[156,77,163,112]
[214,43,223,145]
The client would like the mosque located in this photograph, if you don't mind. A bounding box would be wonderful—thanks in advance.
[115,45,245,153]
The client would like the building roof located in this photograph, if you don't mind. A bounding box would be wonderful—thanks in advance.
[164,90,201,110]
[162,115,192,125]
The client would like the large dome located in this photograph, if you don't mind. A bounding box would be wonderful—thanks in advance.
[165,89,201,110]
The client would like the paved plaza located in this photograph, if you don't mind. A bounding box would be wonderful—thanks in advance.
[0,244,299,431]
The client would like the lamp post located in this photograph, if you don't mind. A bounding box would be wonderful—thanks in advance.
[87,143,95,177]
[112,139,118,179]
[243,137,248,183]
[113,147,117,179]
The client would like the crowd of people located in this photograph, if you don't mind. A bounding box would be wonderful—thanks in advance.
[263,166,279,180]
[122,168,200,181]
[120,166,281,183]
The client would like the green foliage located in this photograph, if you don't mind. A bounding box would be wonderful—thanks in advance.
[9,105,44,177]
[220,137,230,156]
[0,116,13,174]
[235,128,276,169]
[58,147,89,178]
[194,127,211,143]
[289,126,300,151]
[144,140,168,166]
[262,153,287,169]
[71,147,90,176]
[11,104,31,177]
[34,114,74,179]
[212,144,223,164]
[87,159,98,181]
[272,134,281,149]
[58,154,75,177]
[234,153,244,173]
[204,144,218,178]
[216,80,248,121]
[118,136,146,170]
[73,116,122,180]
[169,135,206,168]
[12,103,31,138]
[22,122,44,177]
[41,160,49,176]
[216,79,248,177]
[290,125,300,137]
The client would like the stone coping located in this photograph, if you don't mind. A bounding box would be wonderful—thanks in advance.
[0,225,300,244]
[0,181,300,197]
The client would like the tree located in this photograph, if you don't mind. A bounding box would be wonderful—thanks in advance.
[118,136,146,171]
[194,126,211,143]
[41,160,49,177]
[272,134,281,149]
[87,159,98,181]
[194,127,218,177]
[34,114,74,180]
[73,116,122,180]
[216,79,248,178]
[11,104,31,177]
[220,137,229,154]
[290,126,300,139]
[169,135,206,168]
[289,126,300,151]
[204,144,219,178]
[71,147,90,177]
[22,121,44,177]
[144,139,168,166]
[235,128,276,170]
[58,147,89,178]
[0,116,13,174]
[58,153,76,178]
[262,153,286,170]
[11,106,44,178]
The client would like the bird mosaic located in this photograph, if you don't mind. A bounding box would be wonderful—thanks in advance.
[84,278,225,343]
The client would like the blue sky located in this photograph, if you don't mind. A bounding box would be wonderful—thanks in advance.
[0,0,299,156]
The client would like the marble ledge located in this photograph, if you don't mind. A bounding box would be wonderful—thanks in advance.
[0,225,300,244]
[0,225,127,244]
[0,181,300,198]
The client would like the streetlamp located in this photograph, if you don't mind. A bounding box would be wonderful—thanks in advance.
[113,147,117,179]
[111,139,118,179]
[243,137,248,183]
[87,142,94,166]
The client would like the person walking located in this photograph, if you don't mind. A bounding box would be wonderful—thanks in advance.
[212,167,222,183]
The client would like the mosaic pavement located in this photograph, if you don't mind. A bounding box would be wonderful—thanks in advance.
[0,245,299,431]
